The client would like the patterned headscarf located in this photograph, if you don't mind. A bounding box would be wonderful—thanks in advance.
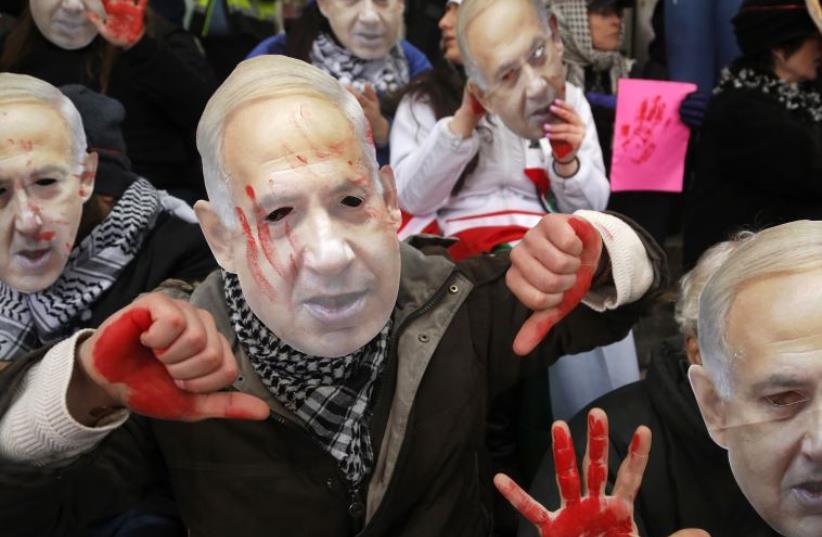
[550,0,634,90]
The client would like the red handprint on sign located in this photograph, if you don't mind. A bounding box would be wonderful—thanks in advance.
[618,95,671,165]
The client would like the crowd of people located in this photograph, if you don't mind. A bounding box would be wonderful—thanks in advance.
[0,0,820,536]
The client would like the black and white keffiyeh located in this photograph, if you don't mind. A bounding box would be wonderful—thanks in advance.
[0,179,162,359]
[310,32,410,94]
[551,0,634,90]
[716,66,822,123]
[223,272,390,485]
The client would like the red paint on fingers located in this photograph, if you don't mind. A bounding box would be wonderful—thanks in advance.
[101,0,147,44]
[93,308,197,419]
[552,426,582,505]
[586,412,608,496]
[550,139,574,160]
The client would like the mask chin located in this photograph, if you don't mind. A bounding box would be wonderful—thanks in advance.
[44,28,98,50]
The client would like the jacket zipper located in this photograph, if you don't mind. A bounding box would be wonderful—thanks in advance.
[357,269,460,536]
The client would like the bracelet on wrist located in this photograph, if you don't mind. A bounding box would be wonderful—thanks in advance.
[551,156,580,178]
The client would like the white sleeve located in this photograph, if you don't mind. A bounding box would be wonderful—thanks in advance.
[0,330,130,467]
[573,210,654,311]
[548,83,610,213]
[390,95,481,215]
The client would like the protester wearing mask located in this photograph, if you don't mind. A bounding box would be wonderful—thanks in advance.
[682,0,822,269]
[246,0,431,166]
[0,74,215,366]
[0,0,218,202]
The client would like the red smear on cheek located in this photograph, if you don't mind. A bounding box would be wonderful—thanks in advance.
[530,217,602,341]
[236,206,278,298]
[92,308,197,420]
[245,186,286,278]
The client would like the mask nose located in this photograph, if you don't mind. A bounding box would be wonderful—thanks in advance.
[524,65,549,100]
[358,1,380,24]
[301,213,355,277]
[801,404,822,463]
[60,0,86,15]
[13,192,44,237]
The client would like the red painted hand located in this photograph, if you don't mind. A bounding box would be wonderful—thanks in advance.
[543,99,585,163]
[87,0,148,49]
[495,408,650,537]
[79,294,270,422]
[509,216,603,356]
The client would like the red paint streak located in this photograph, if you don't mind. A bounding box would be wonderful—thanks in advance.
[101,0,147,45]
[525,217,602,347]
[284,220,299,277]
[630,432,641,456]
[38,231,55,241]
[586,412,608,497]
[365,124,374,146]
[236,206,278,298]
[552,426,581,505]
[549,139,573,160]
[245,186,285,278]
[469,94,486,116]
[93,308,197,420]
[296,154,308,165]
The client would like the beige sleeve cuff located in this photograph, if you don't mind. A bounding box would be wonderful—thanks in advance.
[573,210,654,312]
[0,330,129,467]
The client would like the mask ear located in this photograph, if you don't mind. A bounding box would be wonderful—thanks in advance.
[194,200,237,273]
[688,364,729,449]
[79,151,98,201]
[377,165,401,232]
[316,0,332,18]
[468,80,493,115]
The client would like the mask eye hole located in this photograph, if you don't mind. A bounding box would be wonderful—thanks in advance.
[266,207,293,223]
[341,195,364,208]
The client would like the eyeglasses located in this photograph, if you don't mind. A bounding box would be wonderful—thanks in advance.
[482,36,565,100]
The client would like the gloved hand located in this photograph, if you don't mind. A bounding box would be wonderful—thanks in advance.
[679,90,711,129]
[585,91,617,110]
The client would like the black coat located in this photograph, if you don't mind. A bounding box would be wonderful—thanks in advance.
[683,77,822,269]
[519,338,779,537]
[0,13,217,199]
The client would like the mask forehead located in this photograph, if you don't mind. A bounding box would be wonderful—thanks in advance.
[0,103,75,178]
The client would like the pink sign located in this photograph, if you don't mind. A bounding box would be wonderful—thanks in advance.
[610,79,697,193]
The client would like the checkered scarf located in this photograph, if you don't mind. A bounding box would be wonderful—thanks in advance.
[0,179,162,360]
[310,32,410,94]
[551,0,633,90]
[223,271,390,485]
[716,66,822,123]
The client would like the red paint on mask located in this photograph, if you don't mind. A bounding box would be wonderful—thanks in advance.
[284,220,299,277]
[19,140,33,152]
[528,217,602,343]
[245,185,286,278]
[296,154,308,165]
[236,206,277,298]
[92,308,197,419]
[38,231,55,241]
[101,0,147,45]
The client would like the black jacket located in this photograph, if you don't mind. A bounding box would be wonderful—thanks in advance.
[519,338,779,537]
[0,237,664,537]
[683,74,822,269]
[0,13,217,199]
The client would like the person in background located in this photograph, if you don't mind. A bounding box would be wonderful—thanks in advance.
[246,0,431,166]
[189,0,282,82]
[682,0,822,269]
[0,0,218,202]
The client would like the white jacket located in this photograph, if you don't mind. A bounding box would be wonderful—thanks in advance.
[391,82,609,240]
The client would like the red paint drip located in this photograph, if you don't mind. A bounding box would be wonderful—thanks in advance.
[236,206,278,298]
[245,186,285,278]
[527,217,602,345]
[93,308,197,420]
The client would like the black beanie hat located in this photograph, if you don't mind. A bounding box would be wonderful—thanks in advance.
[733,0,819,56]
[59,85,137,198]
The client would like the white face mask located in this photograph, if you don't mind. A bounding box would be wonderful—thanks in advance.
[206,94,402,357]
[29,0,105,50]
[0,102,95,293]
[317,0,405,60]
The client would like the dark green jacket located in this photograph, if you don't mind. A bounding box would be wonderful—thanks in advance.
[0,240,664,537]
